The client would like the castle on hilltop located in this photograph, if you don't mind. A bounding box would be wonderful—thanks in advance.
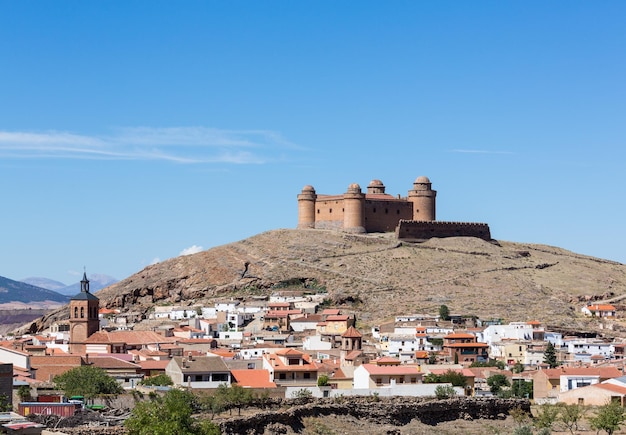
[297,177,491,241]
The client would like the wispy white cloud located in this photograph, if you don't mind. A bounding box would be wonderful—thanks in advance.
[449,149,514,155]
[150,258,161,265]
[0,127,300,164]
[179,245,203,256]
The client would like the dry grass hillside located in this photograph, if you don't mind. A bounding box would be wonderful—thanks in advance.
[28,229,626,334]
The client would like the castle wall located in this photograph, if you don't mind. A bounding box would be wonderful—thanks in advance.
[363,200,413,232]
[314,197,345,230]
[396,220,492,241]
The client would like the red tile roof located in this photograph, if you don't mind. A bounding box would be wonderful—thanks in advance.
[540,367,623,379]
[587,304,616,311]
[231,369,276,388]
[341,326,362,338]
[362,364,423,376]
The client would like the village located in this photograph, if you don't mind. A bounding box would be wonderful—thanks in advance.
[0,270,625,433]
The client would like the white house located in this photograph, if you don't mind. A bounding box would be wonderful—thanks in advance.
[353,363,423,389]
[165,355,231,388]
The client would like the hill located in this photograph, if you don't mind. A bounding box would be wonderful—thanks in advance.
[21,274,118,296]
[20,277,67,292]
[27,229,626,334]
[0,276,70,308]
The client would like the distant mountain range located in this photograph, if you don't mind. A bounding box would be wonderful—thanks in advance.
[20,274,119,296]
[0,276,70,305]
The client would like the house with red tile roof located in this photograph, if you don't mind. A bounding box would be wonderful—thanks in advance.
[533,366,624,402]
[263,310,302,333]
[0,346,31,375]
[166,355,232,388]
[582,304,617,318]
[559,380,626,406]
[231,369,276,389]
[30,356,85,383]
[353,363,423,389]
[442,332,488,364]
[82,330,177,355]
[89,356,143,388]
[137,360,170,379]
[316,314,355,336]
[262,349,320,386]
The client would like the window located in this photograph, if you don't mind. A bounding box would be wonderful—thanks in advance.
[213,373,229,382]
[410,377,417,384]
[279,373,286,380]
[74,307,78,318]
[80,307,84,318]
[376,378,382,386]
[303,373,311,379]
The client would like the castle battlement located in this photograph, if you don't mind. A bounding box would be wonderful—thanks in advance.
[298,177,492,241]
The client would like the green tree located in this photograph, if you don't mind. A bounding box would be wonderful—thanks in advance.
[511,379,533,399]
[590,401,626,435]
[512,361,524,374]
[140,374,173,387]
[17,385,32,402]
[226,384,253,416]
[424,369,467,387]
[125,389,219,435]
[317,374,330,387]
[534,403,560,431]
[544,342,558,368]
[486,374,510,395]
[439,305,450,321]
[469,359,504,369]
[0,395,12,412]
[54,366,123,401]
[558,403,585,434]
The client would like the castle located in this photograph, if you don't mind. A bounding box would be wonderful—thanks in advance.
[297,176,491,241]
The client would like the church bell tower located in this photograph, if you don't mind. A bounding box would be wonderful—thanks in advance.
[69,271,100,354]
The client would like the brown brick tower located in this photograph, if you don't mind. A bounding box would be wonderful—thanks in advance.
[69,271,100,354]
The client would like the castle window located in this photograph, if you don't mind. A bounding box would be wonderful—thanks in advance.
[385,208,388,214]
[373,208,376,213]
[329,208,332,213]
[317,209,320,214]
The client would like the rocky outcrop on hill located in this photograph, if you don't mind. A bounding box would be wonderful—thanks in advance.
[23,229,626,334]
[218,396,531,435]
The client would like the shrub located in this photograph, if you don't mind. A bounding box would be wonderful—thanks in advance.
[434,385,456,399]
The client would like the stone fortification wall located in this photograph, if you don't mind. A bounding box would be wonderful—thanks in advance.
[396,220,492,241]
[363,199,414,232]
[219,396,529,435]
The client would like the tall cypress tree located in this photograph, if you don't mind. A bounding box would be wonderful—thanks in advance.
[544,342,558,368]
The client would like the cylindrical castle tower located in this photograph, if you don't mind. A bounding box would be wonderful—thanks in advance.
[408,176,437,221]
[297,185,317,229]
[367,179,385,194]
[343,183,366,233]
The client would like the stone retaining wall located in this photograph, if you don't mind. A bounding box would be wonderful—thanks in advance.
[219,396,530,435]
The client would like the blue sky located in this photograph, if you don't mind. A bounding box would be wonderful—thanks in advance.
[1,1,625,284]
